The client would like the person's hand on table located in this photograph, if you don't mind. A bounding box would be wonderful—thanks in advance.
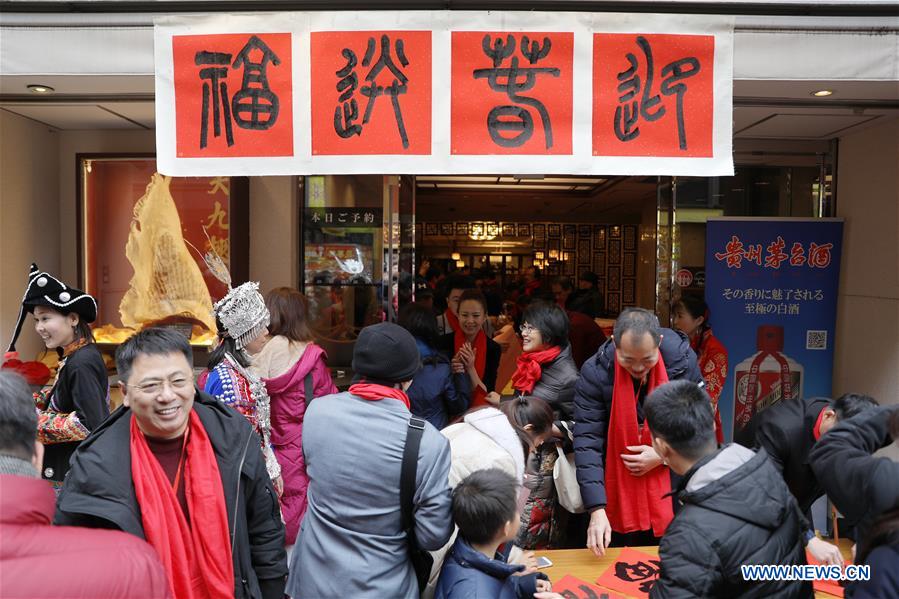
[808,536,845,566]
[534,593,565,599]
[621,444,663,477]
[587,508,612,556]
[510,550,537,569]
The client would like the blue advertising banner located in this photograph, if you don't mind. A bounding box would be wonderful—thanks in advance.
[704,218,844,443]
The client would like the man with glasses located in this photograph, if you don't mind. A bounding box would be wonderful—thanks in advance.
[55,327,287,599]
[573,308,705,555]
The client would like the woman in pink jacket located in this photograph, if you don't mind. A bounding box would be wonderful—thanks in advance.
[252,287,337,546]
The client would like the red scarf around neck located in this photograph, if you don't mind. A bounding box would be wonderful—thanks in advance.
[455,328,489,407]
[813,407,827,441]
[605,351,674,537]
[349,382,411,409]
[511,346,562,394]
[130,410,233,599]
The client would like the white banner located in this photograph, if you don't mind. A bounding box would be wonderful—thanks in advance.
[155,11,733,177]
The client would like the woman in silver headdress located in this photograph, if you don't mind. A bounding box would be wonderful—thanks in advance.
[200,281,282,494]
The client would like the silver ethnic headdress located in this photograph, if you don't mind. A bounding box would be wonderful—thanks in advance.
[212,281,270,350]
[189,230,270,350]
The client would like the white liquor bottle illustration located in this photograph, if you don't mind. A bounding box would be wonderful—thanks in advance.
[733,325,803,433]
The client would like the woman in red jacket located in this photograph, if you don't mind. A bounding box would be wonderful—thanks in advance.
[673,294,727,443]
[251,287,337,546]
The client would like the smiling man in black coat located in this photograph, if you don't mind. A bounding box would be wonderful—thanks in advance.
[646,381,812,599]
[573,308,704,555]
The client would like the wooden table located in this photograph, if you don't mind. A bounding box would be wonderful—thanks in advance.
[540,540,853,598]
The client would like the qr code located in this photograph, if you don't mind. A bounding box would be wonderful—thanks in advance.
[806,330,828,350]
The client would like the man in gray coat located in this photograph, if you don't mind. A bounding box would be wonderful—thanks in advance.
[287,322,453,598]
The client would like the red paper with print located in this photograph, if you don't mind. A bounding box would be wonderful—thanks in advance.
[451,31,573,155]
[553,575,626,599]
[311,31,432,155]
[595,547,662,599]
[593,33,714,158]
[805,551,846,597]
[172,33,293,158]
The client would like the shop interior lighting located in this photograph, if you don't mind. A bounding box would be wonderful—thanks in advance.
[27,84,55,94]
[451,252,461,261]
[811,89,833,97]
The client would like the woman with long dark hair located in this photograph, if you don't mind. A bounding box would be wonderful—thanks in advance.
[673,294,727,443]
[252,286,337,547]
[398,303,470,429]
[6,264,109,492]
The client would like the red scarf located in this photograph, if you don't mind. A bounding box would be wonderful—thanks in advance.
[813,408,827,441]
[455,329,489,407]
[130,411,233,599]
[444,309,462,336]
[349,382,411,409]
[605,351,674,537]
[511,346,562,394]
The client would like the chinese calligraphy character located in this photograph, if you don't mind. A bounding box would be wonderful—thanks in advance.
[613,36,700,150]
[790,242,807,266]
[359,34,411,148]
[231,35,281,131]
[714,235,745,268]
[660,56,701,150]
[195,50,235,149]
[765,236,789,269]
[744,244,763,266]
[473,34,560,149]
[614,559,661,593]
[204,200,229,230]
[207,176,230,196]
[334,48,362,138]
[808,242,834,268]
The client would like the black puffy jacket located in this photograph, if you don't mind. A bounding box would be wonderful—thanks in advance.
[743,396,831,516]
[55,391,287,599]
[527,344,579,420]
[809,405,899,553]
[650,445,813,599]
[573,328,704,509]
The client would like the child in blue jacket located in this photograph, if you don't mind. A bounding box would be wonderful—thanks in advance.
[436,469,552,599]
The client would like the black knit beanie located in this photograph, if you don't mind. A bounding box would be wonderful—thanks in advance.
[352,322,421,383]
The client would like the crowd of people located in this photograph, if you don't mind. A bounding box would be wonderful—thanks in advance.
[1,261,897,599]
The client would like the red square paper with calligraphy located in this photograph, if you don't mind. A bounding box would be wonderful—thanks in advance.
[172,33,293,158]
[451,31,573,155]
[593,33,714,158]
[595,547,662,598]
[311,31,431,155]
